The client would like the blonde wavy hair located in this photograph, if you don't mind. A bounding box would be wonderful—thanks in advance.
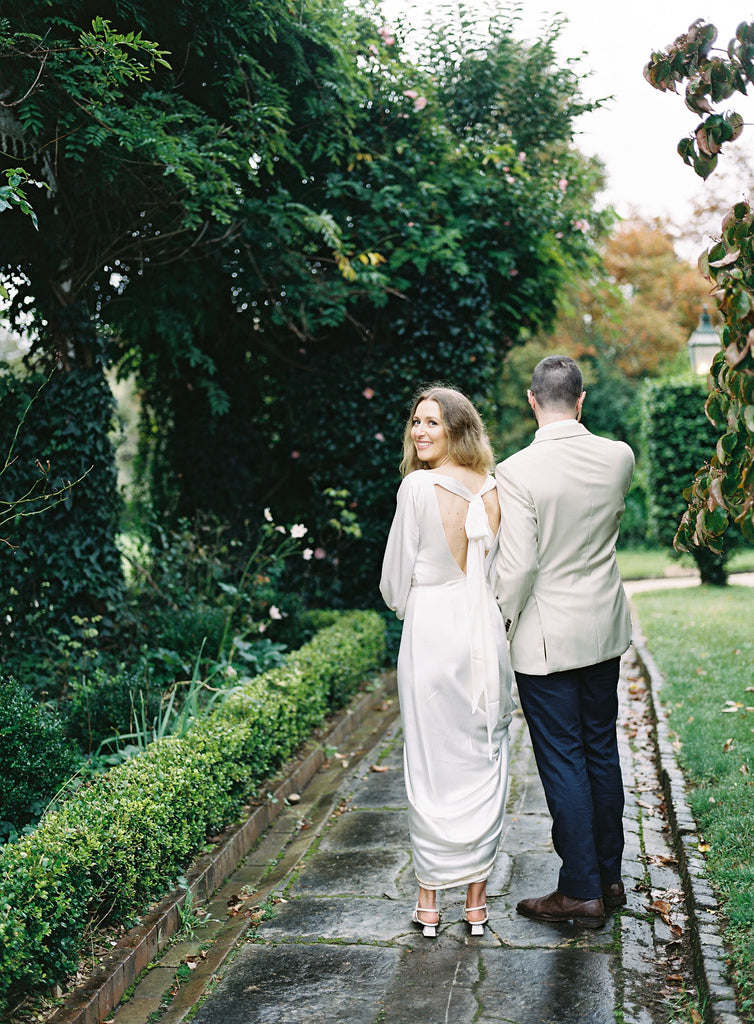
[399,385,495,477]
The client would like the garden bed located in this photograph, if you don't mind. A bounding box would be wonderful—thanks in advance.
[0,610,385,1016]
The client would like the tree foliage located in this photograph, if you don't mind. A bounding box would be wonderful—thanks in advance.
[113,7,612,605]
[645,19,754,551]
[1,2,613,621]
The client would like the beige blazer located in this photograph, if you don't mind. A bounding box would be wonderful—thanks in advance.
[495,419,635,675]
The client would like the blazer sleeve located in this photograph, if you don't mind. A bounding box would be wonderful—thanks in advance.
[494,460,538,638]
[379,475,420,620]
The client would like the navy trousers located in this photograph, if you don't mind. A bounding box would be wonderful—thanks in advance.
[515,657,624,900]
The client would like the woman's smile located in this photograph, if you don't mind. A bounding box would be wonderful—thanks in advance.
[411,399,449,468]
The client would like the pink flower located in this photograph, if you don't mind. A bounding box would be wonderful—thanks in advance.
[314,547,327,560]
[375,432,385,442]
[573,219,590,233]
[378,25,395,45]
[510,268,519,277]
[362,387,375,399]
[291,450,300,459]
[558,178,569,192]
[413,96,428,111]
[403,89,418,99]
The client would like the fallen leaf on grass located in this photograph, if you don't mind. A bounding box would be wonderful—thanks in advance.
[690,1008,703,1023]
[698,842,711,852]
[723,738,736,752]
[370,764,389,773]
[741,763,749,775]
[721,701,744,713]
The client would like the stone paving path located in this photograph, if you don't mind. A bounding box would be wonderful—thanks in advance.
[113,648,698,1024]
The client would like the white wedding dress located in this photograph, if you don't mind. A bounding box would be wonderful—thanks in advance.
[380,470,514,889]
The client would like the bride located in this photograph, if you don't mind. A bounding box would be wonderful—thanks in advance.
[380,385,514,938]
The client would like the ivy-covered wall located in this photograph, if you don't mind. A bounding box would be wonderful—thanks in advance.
[0,365,124,675]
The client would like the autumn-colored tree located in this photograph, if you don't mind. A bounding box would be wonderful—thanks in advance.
[492,218,709,462]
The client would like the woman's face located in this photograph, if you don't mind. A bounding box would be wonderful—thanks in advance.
[411,399,449,468]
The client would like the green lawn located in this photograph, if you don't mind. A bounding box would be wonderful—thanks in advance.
[617,547,754,581]
[632,585,754,1022]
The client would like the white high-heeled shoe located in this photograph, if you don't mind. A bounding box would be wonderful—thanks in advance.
[463,903,489,936]
[412,903,440,938]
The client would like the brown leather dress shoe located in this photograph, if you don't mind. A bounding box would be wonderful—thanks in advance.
[516,890,606,928]
[602,882,627,909]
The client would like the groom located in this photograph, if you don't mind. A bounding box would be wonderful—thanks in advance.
[495,355,634,928]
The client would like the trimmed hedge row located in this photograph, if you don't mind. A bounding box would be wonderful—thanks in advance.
[0,610,385,1012]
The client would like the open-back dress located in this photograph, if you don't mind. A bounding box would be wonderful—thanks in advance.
[380,469,514,890]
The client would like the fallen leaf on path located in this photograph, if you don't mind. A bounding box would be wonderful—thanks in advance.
[370,764,389,773]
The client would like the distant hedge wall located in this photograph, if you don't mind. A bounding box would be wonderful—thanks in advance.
[641,379,732,582]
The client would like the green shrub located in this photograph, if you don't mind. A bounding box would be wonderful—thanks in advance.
[0,611,385,1011]
[0,677,80,838]
[64,666,161,753]
[641,379,734,583]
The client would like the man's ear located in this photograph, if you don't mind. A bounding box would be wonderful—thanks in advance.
[527,389,536,412]
[576,391,586,421]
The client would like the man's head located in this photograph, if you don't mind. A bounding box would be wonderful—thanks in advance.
[528,355,585,425]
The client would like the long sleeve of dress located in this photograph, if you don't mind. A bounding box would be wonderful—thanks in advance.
[380,475,420,620]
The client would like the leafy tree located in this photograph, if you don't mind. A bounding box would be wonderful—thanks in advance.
[0,0,374,637]
[1,2,613,627]
[118,9,613,606]
[645,18,754,551]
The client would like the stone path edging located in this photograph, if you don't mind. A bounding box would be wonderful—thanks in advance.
[631,630,741,1024]
[46,672,399,1024]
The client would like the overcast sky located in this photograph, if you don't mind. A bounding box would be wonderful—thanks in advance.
[378,0,754,251]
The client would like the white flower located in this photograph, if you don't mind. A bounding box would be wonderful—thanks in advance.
[258,622,268,633]
[264,507,273,522]
[275,525,286,534]
[302,548,314,561]
[290,523,307,538]
[269,605,283,620]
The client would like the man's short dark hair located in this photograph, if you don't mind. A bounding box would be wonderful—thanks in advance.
[530,355,583,409]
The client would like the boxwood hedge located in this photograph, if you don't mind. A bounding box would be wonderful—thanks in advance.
[0,610,385,1011]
